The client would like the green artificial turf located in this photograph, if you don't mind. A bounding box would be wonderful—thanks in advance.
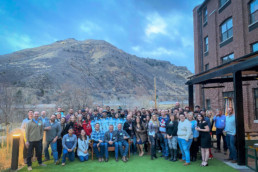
[19,153,237,172]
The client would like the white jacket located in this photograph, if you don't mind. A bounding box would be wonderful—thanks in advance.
[77,136,89,156]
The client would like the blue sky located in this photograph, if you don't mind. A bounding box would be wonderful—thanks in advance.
[0,0,204,72]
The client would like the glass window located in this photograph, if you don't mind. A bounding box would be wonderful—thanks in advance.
[204,36,208,52]
[206,99,211,110]
[203,7,208,23]
[251,42,258,52]
[220,18,233,42]
[250,0,258,24]
[221,53,234,64]
[254,88,258,120]
[220,0,229,7]
[205,63,209,71]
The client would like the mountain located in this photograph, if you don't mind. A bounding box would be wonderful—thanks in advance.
[0,39,192,107]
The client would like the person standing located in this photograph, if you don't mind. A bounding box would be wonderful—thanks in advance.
[104,125,118,161]
[77,130,89,162]
[82,114,92,137]
[188,112,199,162]
[148,114,159,160]
[134,116,147,157]
[158,110,169,160]
[123,114,137,155]
[43,114,61,164]
[212,109,227,154]
[196,114,211,166]
[166,114,178,161]
[177,113,193,166]
[62,127,77,166]
[65,109,74,122]
[21,110,33,164]
[116,123,130,162]
[25,111,46,171]
[91,123,105,162]
[224,107,237,163]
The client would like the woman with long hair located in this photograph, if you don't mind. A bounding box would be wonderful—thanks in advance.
[148,114,159,160]
[165,114,178,161]
[134,116,147,156]
[188,112,199,162]
[77,129,89,162]
[82,114,92,137]
[74,114,84,138]
[195,114,211,166]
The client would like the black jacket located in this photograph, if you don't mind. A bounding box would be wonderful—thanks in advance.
[104,131,117,143]
[123,120,135,137]
[165,120,178,136]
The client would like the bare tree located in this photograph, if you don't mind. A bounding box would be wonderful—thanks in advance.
[0,83,14,125]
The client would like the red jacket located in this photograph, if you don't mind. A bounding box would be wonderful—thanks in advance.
[82,121,92,136]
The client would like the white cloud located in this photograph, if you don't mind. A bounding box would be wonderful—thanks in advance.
[80,21,101,35]
[132,46,187,59]
[5,33,34,51]
[145,13,167,37]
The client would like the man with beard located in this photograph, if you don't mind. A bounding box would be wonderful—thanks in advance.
[43,114,61,164]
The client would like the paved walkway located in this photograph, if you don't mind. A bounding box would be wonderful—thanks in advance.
[211,148,252,172]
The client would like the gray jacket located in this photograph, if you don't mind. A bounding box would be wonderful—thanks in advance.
[104,131,117,143]
[44,121,61,142]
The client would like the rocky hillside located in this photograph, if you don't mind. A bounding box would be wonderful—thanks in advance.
[0,39,192,106]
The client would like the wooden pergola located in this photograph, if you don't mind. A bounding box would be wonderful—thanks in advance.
[186,51,258,165]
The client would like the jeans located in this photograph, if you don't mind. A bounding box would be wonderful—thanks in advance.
[130,136,137,153]
[149,135,157,156]
[167,136,178,149]
[226,134,237,161]
[62,149,75,163]
[105,142,118,158]
[57,138,62,159]
[190,138,199,158]
[178,138,193,163]
[27,141,42,167]
[44,141,58,162]
[93,143,105,158]
[159,133,169,157]
[78,155,89,162]
[216,128,227,151]
[117,140,129,157]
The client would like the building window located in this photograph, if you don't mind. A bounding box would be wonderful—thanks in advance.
[205,63,209,71]
[206,99,211,110]
[203,7,208,23]
[221,53,234,64]
[249,0,258,25]
[251,42,258,52]
[204,36,208,52]
[220,17,233,42]
[220,0,229,7]
[254,88,258,120]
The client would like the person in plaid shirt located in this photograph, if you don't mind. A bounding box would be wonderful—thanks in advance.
[74,115,84,138]
[91,123,106,162]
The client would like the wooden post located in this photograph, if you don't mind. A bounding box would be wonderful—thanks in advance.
[233,71,245,165]
[11,134,20,170]
[188,84,194,111]
[154,77,157,109]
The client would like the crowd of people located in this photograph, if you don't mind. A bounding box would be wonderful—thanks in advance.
[21,103,237,171]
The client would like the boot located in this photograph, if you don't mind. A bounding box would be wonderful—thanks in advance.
[173,149,177,162]
[170,149,174,161]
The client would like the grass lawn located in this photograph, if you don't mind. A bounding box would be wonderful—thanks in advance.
[19,153,237,172]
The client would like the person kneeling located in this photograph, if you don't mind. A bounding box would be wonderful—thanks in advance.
[77,130,89,162]
[62,127,77,166]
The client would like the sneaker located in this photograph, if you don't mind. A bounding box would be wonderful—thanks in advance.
[28,166,32,171]
[62,163,65,166]
[184,163,190,166]
[55,160,60,165]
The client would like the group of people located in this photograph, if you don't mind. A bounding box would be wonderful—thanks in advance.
[21,103,237,171]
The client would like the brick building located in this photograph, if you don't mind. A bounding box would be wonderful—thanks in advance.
[193,0,258,131]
